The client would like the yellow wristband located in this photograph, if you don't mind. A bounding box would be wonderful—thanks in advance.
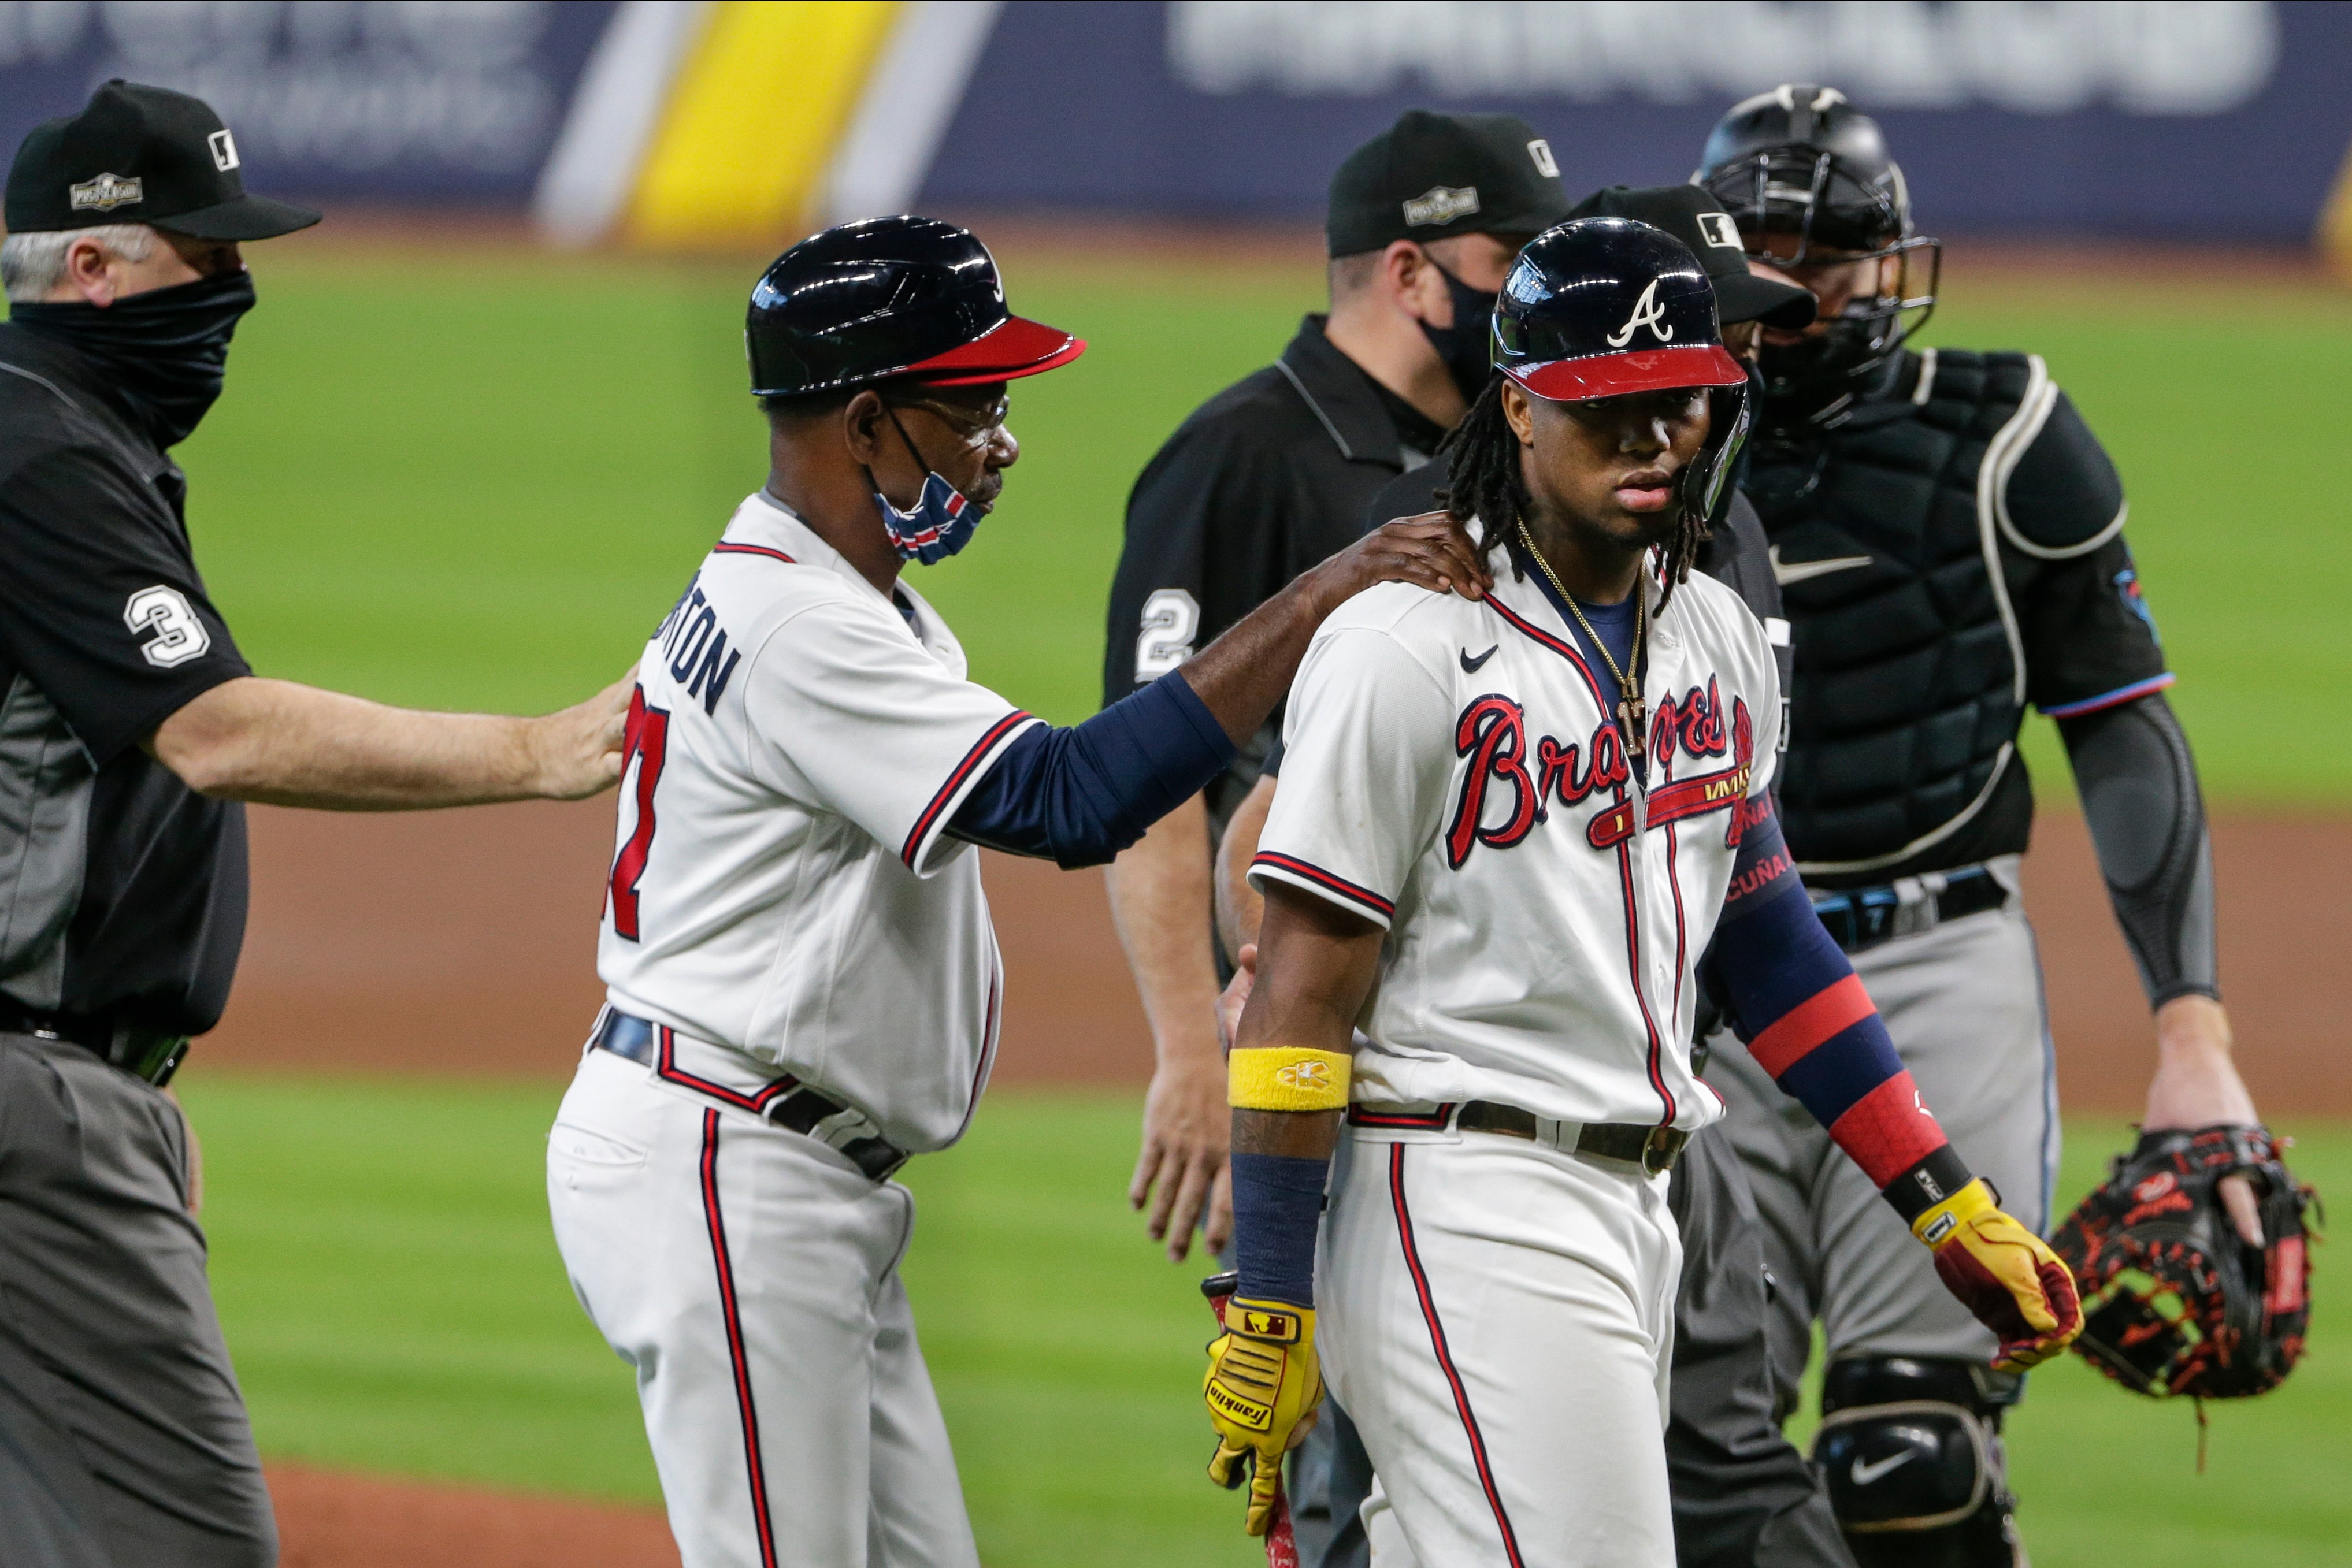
[1228,1047,1352,1112]
[1911,1177,1996,1246]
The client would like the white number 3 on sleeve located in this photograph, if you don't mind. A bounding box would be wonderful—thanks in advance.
[123,585,212,668]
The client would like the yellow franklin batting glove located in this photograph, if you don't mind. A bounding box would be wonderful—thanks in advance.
[1203,1298,1322,1537]
[1913,1178,2084,1371]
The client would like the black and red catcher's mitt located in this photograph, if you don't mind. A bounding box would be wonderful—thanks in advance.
[2051,1125,2318,1400]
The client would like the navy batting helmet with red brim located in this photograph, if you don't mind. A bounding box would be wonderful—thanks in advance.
[1494,217,1744,403]
[747,215,1085,399]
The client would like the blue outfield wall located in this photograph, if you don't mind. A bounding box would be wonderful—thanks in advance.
[926,0,2352,243]
[1,1,2347,244]
[0,0,618,208]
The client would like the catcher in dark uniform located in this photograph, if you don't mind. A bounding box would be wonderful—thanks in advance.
[1689,84,2308,1566]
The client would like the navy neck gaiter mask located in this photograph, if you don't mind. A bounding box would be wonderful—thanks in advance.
[10,268,257,448]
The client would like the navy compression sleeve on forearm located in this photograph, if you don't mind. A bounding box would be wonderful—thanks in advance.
[1230,1151,1327,1307]
[2058,693,2218,1007]
[1711,801,1971,1221]
[945,671,1236,869]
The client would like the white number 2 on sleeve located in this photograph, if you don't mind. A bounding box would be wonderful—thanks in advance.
[1134,588,1199,681]
[124,585,213,668]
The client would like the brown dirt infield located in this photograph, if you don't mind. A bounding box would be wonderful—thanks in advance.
[267,1463,676,1568]
[206,800,2349,1114]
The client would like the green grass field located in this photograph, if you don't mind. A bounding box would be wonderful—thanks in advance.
[62,246,2352,1559]
[177,1072,2349,1567]
[172,243,2352,804]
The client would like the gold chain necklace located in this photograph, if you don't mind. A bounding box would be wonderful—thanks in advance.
[1516,521,1648,763]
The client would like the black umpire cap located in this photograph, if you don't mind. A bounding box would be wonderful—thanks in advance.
[747,216,1085,399]
[5,80,320,239]
[1569,185,1814,331]
[1327,110,1572,258]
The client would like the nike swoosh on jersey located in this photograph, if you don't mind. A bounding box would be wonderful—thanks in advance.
[1849,1450,1919,1487]
[1768,544,1874,586]
[1460,644,1499,672]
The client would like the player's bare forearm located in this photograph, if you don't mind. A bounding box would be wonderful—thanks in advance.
[148,671,631,809]
[1214,775,1277,954]
[1177,514,1487,745]
[1108,797,1234,1256]
[1229,882,1385,1163]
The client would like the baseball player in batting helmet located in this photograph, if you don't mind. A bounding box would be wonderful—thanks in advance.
[545,214,1491,1568]
[1203,215,2078,1564]
[1690,85,2275,1566]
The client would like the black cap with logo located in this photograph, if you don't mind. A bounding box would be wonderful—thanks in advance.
[1567,185,1814,331]
[5,80,320,240]
[1326,110,1572,259]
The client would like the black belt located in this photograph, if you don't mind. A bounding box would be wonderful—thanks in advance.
[1455,1101,1690,1174]
[592,1010,908,1181]
[0,1002,190,1087]
[1811,866,2008,956]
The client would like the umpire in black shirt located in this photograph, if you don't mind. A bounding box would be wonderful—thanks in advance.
[0,83,626,1567]
[1108,110,1570,1269]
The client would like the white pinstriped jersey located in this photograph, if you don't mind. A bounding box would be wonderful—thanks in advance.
[1250,547,1781,1132]
[596,493,1043,1151]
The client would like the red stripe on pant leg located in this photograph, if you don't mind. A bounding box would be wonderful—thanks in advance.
[701,1110,780,1568]
[1388,1145,1526,1568]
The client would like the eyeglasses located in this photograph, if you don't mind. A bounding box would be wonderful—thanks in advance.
[889,393,1011,447]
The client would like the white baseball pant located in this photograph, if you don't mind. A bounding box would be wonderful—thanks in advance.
[547,1043,979,1568]
[1317,1119,1685,1568]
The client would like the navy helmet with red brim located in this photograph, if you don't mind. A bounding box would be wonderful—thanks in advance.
[1493,217,1745,403]
[747,215,1085,399]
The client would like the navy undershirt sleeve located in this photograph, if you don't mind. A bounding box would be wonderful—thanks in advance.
[946,671,1237,869]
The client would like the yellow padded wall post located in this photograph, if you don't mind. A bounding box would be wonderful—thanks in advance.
[629,1,904,250]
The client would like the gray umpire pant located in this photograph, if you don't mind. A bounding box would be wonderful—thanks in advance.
[1289,1120,1856,1568]
[0,1031,277,1568]
[1707,885,2060,1414]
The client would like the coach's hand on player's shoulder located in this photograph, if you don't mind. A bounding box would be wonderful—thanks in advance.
[529,664,637,800]
[1299,511,1490,613]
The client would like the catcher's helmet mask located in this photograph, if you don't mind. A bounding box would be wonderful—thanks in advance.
[1693,84,1940,416]
[1493,217,1753,527]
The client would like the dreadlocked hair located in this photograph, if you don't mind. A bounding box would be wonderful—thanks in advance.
[1435,374,1713,614]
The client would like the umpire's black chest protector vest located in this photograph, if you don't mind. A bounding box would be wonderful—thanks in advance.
[1748,348,2066,887]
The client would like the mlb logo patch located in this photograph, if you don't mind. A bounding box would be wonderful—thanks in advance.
[209,128,239,172]
[1697,212,1742,250]
[1526,139,1559,178]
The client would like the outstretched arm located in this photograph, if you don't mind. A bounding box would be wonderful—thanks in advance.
[947,514,1486,868]
[149,671,632,808]
[1708,797,2081,1370]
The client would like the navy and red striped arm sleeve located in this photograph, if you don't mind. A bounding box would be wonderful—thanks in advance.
[1712,799,1974,1223]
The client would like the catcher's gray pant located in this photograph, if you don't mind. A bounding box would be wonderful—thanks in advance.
[0,1031,277,1568]
[1708,887,2061,1414]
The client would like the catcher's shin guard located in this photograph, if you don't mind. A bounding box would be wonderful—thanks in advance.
[1812,1357,2025,1568]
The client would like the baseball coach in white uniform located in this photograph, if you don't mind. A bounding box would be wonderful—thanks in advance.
[544,217,1493,1568]
[1202,221,2082,1566]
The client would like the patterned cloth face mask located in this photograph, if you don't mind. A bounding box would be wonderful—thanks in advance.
[870,404,994,565]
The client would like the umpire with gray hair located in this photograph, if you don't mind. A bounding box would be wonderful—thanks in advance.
[1,81,628,1566]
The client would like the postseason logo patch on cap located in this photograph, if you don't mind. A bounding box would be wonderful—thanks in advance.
[1403,184,1480,228]
[69,172,144,213]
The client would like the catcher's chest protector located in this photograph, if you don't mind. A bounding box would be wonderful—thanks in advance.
[2054,1126,2318,1400]
[1749,349,2038,875]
